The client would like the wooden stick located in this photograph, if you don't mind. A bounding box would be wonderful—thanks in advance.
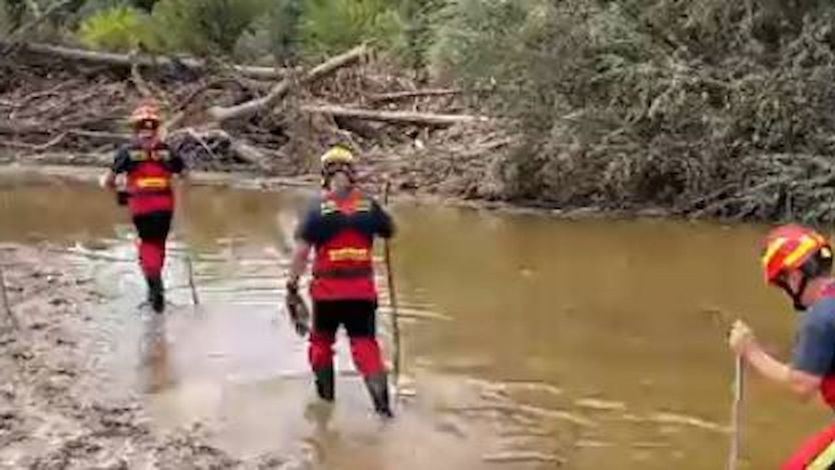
[367,88,462,103]
[184,253,199,306]
[382,181,402,403]
[727,354,744,470]
[0,264,17,328]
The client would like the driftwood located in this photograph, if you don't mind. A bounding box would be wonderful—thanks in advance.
[208,44,369,123]
[367,88,462,103]
[5,42,291,80]
[301,104,488,127]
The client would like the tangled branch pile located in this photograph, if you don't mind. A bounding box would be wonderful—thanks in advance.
[438,0,835,222]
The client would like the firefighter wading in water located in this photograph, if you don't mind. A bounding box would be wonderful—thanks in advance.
[730,224,835,469]
[100,100,187,313]
[287,146,396,418]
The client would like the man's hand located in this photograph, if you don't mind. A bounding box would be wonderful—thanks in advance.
[286,277,299,294]
[99,171,116,190]
[729,319,756,355]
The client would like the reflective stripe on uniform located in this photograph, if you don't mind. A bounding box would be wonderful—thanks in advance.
[808,439,835,469]
[135,177,170,189]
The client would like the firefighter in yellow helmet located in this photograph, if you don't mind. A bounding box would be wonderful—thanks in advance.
[729,224,835,469]
[286,145,396,418]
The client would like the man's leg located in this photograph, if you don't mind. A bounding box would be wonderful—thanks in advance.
[309,301,339,401]
[133,211,172,312]
[344,300,392,418]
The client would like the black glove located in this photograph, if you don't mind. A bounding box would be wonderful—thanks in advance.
[116,190,130,206]
[285,287,310,337]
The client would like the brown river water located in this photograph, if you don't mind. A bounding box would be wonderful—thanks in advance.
[0,175,831,469]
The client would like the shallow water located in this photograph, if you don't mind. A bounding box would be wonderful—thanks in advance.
[0,176,830,469]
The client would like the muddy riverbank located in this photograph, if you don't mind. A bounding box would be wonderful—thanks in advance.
[0,244,285,469]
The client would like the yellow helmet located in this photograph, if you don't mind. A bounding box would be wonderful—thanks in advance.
[320,146,355,166]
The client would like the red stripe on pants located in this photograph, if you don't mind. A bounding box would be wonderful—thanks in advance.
[138,238,166,278]
[782,422,835,469]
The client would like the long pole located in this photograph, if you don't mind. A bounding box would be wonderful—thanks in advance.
[727,353,744,470]
[185,253,199,306]
[382,181,401,402]
[0,264,16,328]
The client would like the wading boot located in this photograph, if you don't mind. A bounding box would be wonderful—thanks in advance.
[314,367,335,402]
[146,276,165,313]
[364,372,393,418]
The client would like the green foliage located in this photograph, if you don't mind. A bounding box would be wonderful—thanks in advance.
[300,0,405,57]
[77,5,154,51]
[150,0,267,55]
[0,1,13,36]
[428,0,533,83]
[397,0,444,69]
[235,0,303,63]
[433,0,835,217]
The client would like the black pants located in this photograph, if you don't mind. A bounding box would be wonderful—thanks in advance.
[132,211,172,241]
[132,211,172,278]
[312,300,377,338]
[309,300,384,376]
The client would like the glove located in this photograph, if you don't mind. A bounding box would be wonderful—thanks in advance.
[285,287,310,337]
[116,190,130,206]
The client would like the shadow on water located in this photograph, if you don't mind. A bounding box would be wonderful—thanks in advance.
[0,174,831,469]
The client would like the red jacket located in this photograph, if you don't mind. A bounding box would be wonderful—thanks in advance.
[112,139,184,216]
[297,189,394,301]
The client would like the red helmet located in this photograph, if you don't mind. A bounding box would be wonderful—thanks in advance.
[761,224,832,284]
[129,99,161,127]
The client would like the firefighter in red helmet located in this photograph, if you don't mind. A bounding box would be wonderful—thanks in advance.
[729,224,835,469]
[100,99,187,313]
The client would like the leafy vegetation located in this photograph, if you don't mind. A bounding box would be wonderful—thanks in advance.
[7,0,835,219]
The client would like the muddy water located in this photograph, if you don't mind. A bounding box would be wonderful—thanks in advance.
[0,176,830,469]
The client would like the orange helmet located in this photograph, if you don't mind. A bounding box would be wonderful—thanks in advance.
[129,99,161,127]
[761,224,832,284]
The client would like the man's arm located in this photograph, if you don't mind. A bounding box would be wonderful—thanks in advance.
[286,201,320,290]
[731,316,832,401]
[100,147,131,191]
[166,145,188,181]
[371,200,395,239]
[287,241,312,290]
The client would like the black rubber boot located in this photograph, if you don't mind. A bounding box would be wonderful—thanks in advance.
[314,367,335,402]
[146,276,165,313]
[364,372,393,418]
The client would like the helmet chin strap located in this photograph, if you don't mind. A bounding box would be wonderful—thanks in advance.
[777,275,810,312]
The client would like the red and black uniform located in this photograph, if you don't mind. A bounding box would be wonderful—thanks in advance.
[111,139,184,284]
[295,188,394,411]
[782,283,835,469]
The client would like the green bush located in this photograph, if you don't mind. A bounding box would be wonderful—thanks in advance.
[77,5,154,51]
[300,0,405,57]
[234,0,302,64]
[0,1,12,36]
[432,0,835,218]
[150,0,267,55]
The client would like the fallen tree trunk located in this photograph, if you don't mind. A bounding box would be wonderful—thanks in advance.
[208,44,369,123]
[301,105,490,127]
[4,42,292,80]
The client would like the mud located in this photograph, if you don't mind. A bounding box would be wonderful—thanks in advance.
[0,245,284,469]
